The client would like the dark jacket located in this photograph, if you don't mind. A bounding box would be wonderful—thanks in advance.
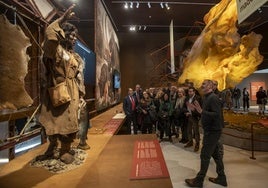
[186,94,202,120]
[201,92,223,132]
[256,90,267,105]
[123,95,137,116]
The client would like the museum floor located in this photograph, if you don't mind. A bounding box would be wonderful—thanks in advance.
[0,104,267,188]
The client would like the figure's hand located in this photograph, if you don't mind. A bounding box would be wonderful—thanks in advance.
[59,4,76,23]
[64,4,76,19]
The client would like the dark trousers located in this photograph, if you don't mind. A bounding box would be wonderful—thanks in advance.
[126,113,137,134]
[187,116,200,144]
[174,117,188,140]
[159,118,171,139]
[196,131,225,181]
[243,98,249,110]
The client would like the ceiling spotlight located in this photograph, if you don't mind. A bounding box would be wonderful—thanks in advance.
[129,26,136,31]
[160,2,164,9]
[139,26,141,30]
[124,2,128,9]
[258,8,262,13]
[148,2,151,8]
[130,2,133,8]
[136,2,139,8]
[143,26,147,30]
[165,3,170,10]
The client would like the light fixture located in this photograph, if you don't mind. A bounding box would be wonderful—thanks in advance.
[129,26,136,31]
[139,26,141,30]
[165,3,170,10]
[258,8,262,13]
[130,2,133,8]
[136,2,139,8]
[160,2,164,9]
[148,2,151,8]
[124,2,128,9]
[144,26,147,30]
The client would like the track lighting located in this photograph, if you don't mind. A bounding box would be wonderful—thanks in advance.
[129,25,147,32]
[136,2,139,8]
[165,3,170,10]
[122,2,172,10]
[129,26,136,31]
[124,2,128,9]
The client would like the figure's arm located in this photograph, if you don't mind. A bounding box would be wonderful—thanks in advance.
[43,4,76,58]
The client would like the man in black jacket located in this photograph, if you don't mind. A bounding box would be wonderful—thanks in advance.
[185,79,227,187]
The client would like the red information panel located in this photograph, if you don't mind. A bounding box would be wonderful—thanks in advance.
[130,140,170,180]
[103,119,124,135]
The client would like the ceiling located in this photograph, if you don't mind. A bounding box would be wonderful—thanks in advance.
[102,0,268,35]
[57,0,268,69]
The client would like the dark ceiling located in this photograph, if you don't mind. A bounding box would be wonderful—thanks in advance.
[102,0,268,34]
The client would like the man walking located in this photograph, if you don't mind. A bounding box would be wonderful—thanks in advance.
[185,79,227,187]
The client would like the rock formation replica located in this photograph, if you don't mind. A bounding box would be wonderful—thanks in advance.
[178,0,263,91]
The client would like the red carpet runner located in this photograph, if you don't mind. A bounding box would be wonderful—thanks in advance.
[130,140,170,180]
[103,118,124,135]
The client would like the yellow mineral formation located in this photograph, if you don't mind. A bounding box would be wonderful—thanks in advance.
[178,0,263,91]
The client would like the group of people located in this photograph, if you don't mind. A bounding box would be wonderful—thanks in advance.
[123,80,227,187]
[224,86,267,114]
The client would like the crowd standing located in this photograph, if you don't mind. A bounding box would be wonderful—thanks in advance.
[123,80,268,187]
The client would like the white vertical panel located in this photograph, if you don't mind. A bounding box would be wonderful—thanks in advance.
[169,20,175,74]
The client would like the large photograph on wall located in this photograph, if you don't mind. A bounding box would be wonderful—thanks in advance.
[95,0,120,110]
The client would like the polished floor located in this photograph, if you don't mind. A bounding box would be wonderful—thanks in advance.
[161,136,268,188]
[163,105,268,188]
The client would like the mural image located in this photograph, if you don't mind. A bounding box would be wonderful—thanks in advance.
[95,0,120,110]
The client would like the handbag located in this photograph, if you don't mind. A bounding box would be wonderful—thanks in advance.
[48,81,71,107]
[48,56,71,107]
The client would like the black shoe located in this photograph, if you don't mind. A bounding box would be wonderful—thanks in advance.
[185,178,203,187]
[208,177,227,187]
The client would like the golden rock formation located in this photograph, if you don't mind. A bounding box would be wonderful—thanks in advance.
[0,15,33,110]
[178,0,263,91]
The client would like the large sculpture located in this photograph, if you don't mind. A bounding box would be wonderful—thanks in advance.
[178,0,263,91]
[0,15,33,110]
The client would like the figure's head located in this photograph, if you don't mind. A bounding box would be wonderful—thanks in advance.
[61,22,78,50]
